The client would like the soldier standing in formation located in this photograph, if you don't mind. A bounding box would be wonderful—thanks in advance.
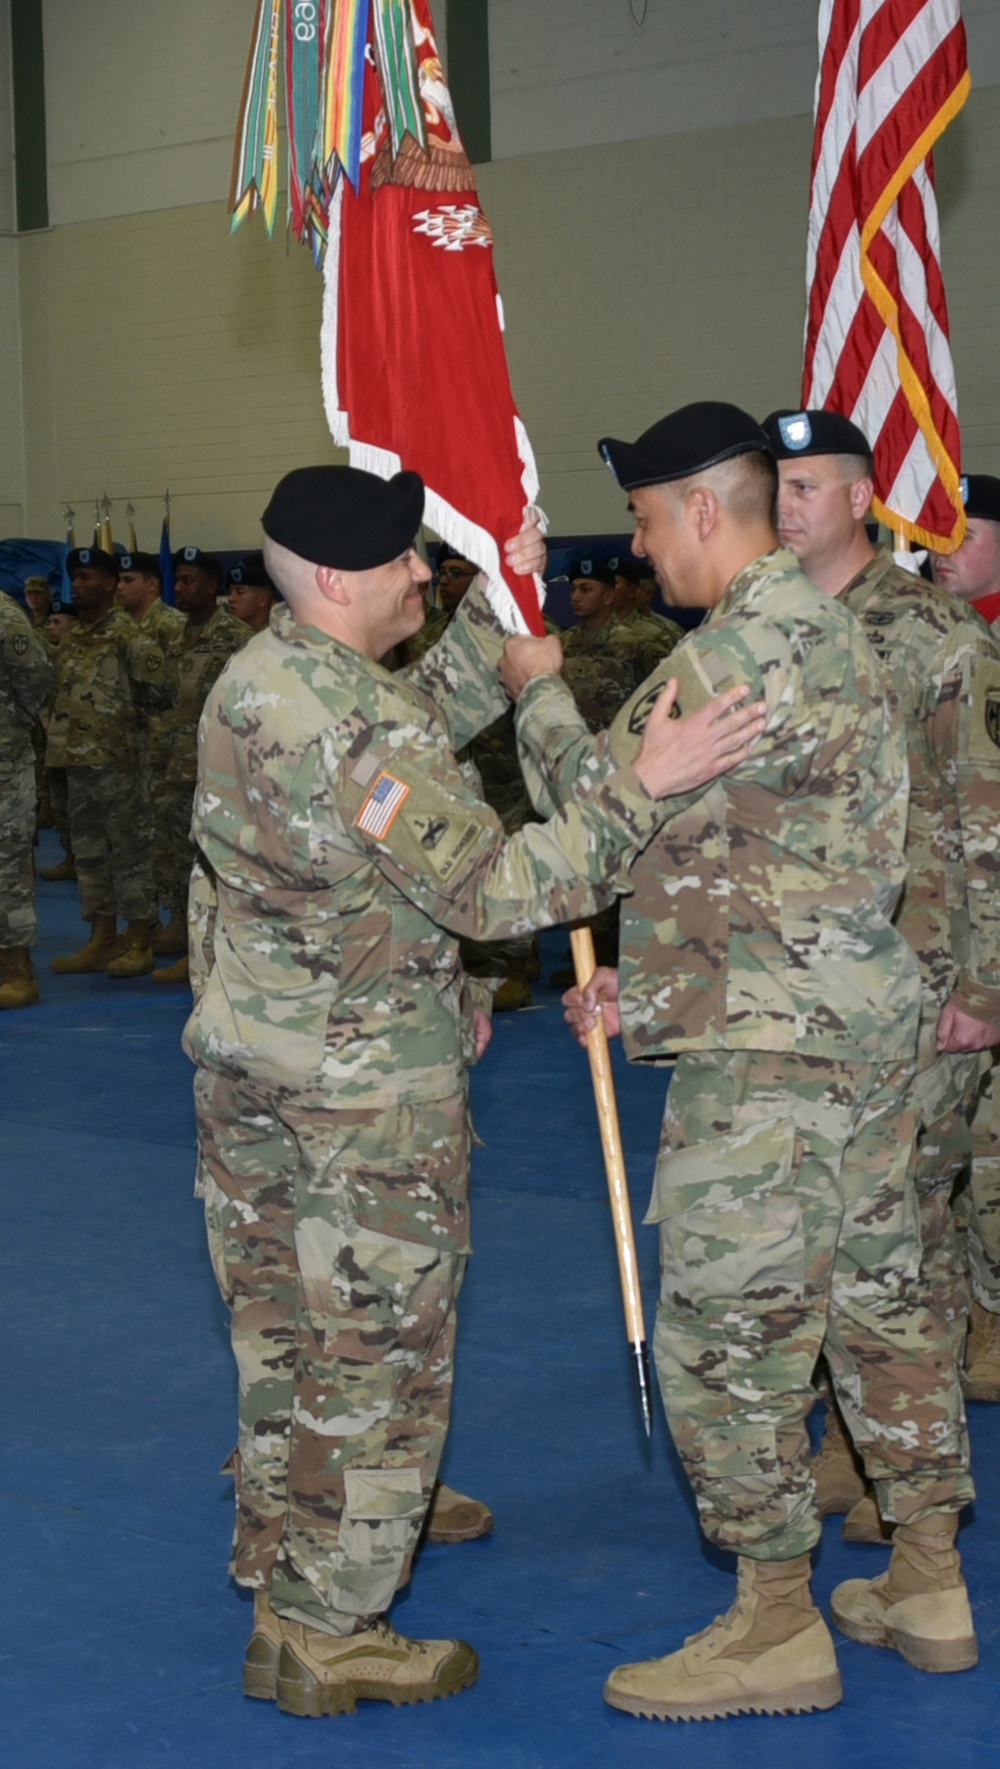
[929,473,1000,1403]
[23,574,53,631]
[155,547,250,986]
[186,463,764,1720]
[764,411,1000,1537]
[116,551,186,954]
[226,552,280,633]
[47,548,170,980]
[610,554,684,673]
[0,591,54,1008]
[546,404,976,1720]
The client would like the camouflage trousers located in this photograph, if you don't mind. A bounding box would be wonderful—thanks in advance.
[0,756,37,947]
[911,1048,983,1351]
[651,1050,974,1561]
[954,1053,1000,1312]
[159,782,196,917]
[195,1068,470,1635]
[66,765,153,923]
[47,768,72,856]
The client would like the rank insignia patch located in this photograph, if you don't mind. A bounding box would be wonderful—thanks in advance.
[355,771,411,837]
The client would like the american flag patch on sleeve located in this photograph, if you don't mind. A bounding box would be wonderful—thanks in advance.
[354,771,411,838]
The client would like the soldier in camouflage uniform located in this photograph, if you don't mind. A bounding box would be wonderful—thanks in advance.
[47,548,171,979]
[560,557,645,732]
[536,404,976,1719]
[765,412,1000,1533]
[0,592,54,1007]
[37,604,78,883]
[116,552,186,954]
[153,547,250,986]
[610,555,684,675]
[930,474,1000,1399]
[227,551,280,634]
[186,463,764,1719]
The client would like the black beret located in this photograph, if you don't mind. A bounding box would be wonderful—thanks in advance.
[961,475,1000,524]
[599,402,772,491]
[608,556,644,584]
[762,408,873,461]
[229,550,277,591]
[262,465,425,571]
[173,546,224,583]
[436,546,476,570]
[67,547,119,576]
[50,600,78,618]
[568,557,616,588]
[118,551,162,578]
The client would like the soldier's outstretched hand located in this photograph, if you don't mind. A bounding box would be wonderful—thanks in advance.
[500,633,564,698]
[633,679,767,799]
[563,966,621,1046]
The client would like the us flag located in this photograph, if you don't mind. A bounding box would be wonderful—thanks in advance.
[801,0,971,551]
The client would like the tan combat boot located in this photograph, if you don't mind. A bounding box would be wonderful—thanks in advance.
[152,954,190,986]
[243,1590,287,1701]
[106,921,155,978]
[492,968,532,1011]
[603,1555,842,1721]
[0,949,40,1010]
[964,1299,1000,1403]
[831,1511,977,1673]
[811,1399,868,1516]
[51,915,120,974]
[426,1481,494,1543]
[150,912,188,957]
[38,853,76,881]
[842,1489,894,1545]
[275,1614,478,1717]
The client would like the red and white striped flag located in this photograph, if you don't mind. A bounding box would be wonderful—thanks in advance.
[802,0,971,551]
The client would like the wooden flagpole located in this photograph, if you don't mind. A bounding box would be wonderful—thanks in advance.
[570,925,653,1437]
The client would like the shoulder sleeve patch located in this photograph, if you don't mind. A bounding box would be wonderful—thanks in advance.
[354,770,411,837]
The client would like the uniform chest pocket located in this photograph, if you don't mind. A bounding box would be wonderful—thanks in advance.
[646,1116,804,1314]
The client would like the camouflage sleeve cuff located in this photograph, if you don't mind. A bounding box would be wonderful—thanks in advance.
[951,976,1000,1027]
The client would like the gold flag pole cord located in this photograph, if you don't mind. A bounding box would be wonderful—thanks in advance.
[570,925,653,1437]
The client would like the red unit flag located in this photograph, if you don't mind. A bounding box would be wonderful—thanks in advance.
[321,2,546,634]
[802,0,971,551]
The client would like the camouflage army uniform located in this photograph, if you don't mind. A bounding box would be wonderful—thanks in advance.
[130,597,185,915]
[0,595,54,947]
[159,604,250,918]
[185,593,661,1634]
[515,547,973,1558]
[46,608,169,925]
[620,605,684,679]
[560,614,645,733]
[841,555,1000,1335]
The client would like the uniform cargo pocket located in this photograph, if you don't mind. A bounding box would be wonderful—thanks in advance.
[648,1117,804,1313]
[333,1467,426,1617]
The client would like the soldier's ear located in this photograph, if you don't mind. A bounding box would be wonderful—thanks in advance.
[315,565,351,607]
[849,476,875,524]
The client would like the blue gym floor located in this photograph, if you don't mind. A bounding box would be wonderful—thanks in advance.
[3,832,1000,1768]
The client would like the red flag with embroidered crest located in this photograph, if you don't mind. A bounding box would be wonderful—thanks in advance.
[320,2,545,635]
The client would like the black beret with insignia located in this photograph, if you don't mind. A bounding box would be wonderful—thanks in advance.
[568,556,616,587]
[262,465,425,571]
[762,408,873,462]
[172,546,224,585]
[435,545,475,570]
[599,402,773,491]
[608,556,644,584]
[118,551,162,579]
[67,546,119,577]
[960,475,1000,525]
[229,550,278,592]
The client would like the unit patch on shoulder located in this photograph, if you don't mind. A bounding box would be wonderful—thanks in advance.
[405,811,481,882]
[12,633,28,656]
[354,771,411,838]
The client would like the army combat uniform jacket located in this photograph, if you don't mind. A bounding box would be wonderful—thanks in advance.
[45,607,169,770]
[161,604,250,785]
[185,604,663,1109]
[841,554,1000,1044]
[520,548,922,1064]
[1,594,54,766]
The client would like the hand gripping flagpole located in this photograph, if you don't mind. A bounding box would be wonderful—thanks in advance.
[570,925,653,1437]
